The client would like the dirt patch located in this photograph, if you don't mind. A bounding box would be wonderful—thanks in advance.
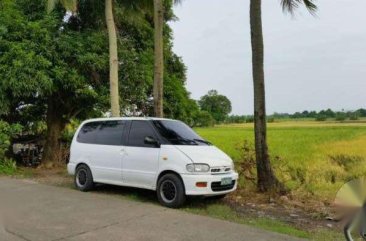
[16,166,73,187]
[226,189,342,233]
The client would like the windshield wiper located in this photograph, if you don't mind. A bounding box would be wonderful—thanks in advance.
[170,138,198,145]
[193,139,212,145]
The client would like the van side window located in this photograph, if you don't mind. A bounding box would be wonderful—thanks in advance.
[128,121,157,147]
[95,121,125,145]
[77,122,101,144]
[77,121,125,145]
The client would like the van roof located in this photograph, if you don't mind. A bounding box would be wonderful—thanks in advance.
[81,117,176,124]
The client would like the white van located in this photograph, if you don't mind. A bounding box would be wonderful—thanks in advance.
[68,117,238,208]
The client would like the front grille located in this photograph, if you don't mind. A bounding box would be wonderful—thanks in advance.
[211,180,236,192]
[210,166,231,174]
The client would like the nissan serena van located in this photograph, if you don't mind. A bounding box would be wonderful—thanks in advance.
[68,118,238,208]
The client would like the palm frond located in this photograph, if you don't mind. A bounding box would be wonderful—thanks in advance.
[281,0,317,15]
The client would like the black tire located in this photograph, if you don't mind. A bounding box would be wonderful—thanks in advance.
[75,164,94,192]
[157,173,186,208]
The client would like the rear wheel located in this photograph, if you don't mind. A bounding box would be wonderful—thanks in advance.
[157,173,186,208]
[75,164,94,192]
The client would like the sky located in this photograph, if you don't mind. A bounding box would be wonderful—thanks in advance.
[170,0,366,115]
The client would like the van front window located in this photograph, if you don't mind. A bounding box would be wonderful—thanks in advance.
[152,120,211,146]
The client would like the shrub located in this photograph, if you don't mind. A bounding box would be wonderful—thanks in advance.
[236,141,257,187]
[0,121,22,175]
[267,117,275,123]
[0,158,17,175]
[335,113,347,121]
[315,115,327,121]
[349,113,360,121]
[193,111,215,127]
[245,116,254,123]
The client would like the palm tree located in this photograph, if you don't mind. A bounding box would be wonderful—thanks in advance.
[153,0,164,117]
[48,0,120,117]
[249,0,316,192]
[153,0,181,117]
[105,0,120,117]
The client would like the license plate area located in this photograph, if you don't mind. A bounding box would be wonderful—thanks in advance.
[221,177,232,186]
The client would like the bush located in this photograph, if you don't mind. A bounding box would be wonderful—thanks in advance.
[236,141,257,187]
[349,113,360,121]
[193,111,215,127]
[0,121,22,175]
[335,113,347,121]
[267,117,275,123]
[0,158,17,175]
[245,116,254,123]
[315,115,327,121]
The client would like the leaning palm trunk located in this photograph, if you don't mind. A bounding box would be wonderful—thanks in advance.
[153,0,164,117]
[250,0,284,193]
[105,0,120,117]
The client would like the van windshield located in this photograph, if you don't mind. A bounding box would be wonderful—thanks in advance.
[152,120,211,146]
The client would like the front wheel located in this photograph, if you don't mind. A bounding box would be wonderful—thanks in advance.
[75,164,94,192]
[157,174,186,208]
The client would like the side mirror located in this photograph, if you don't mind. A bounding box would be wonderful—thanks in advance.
[144,136,160,147]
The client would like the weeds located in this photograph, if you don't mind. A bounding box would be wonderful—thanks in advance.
[0,158,17,175]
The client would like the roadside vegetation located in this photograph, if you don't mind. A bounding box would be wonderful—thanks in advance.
[197,121,366,202]
[0,121,22,175]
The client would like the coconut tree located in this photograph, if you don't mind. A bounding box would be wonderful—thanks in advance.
[153,0,164,117]
[153,0,181,117]
[249,0,316,192]
[105,0,120,117]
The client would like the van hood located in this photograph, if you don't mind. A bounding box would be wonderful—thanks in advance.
[174,145,233,167]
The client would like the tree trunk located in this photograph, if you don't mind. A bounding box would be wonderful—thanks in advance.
[250,0,284,193]
[42,99,67,168]
[153,0,164,117]
[105,0,120,117]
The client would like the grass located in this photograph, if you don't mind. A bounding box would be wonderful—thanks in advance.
[183,202,310,239]
[195,121,366,202]
[0,159,17,175]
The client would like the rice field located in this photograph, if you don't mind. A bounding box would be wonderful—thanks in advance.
[195,120,366,201]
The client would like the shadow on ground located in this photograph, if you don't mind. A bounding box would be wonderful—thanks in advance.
[90,183,222,209]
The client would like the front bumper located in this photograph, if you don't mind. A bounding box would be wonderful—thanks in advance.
[67,163,76,175]
[181,172,239,196]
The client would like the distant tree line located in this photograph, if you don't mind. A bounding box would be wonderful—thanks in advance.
[226,108,366,124]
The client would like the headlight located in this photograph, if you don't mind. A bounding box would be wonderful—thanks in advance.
[186,164,210,173]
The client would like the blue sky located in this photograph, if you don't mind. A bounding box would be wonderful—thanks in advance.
[170,0,366,115]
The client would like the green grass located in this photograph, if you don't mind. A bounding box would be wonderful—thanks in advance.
[0,159,17,175]
[184,202,310,239]
[183,201,344,241]
[196,122,366,201]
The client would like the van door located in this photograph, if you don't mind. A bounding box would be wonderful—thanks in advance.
[79,121,126,183]
[122,120,160,189]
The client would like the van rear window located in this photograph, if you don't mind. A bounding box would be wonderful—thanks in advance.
[77,121,125,145]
